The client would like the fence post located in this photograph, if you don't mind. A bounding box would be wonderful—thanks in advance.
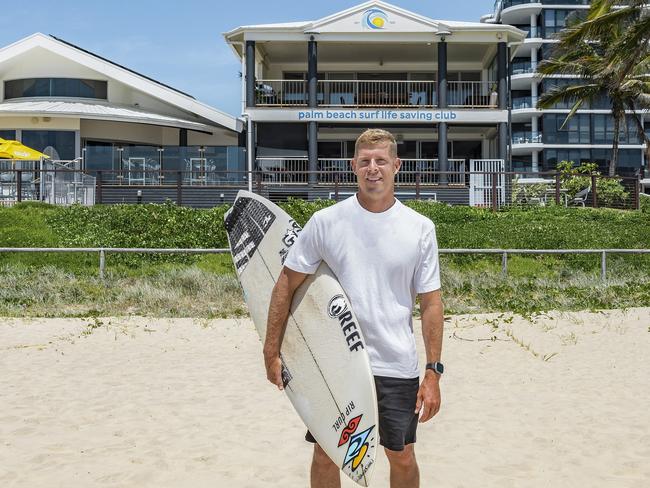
[176,171,183,205]
[256,171,262,194]
[601,251,606,281]
[334,172,339,202]
[555,173,561,206]
[99,249,106,280]
[16,169,22,202]
[591,174,598,208]
[415,172,421,200]
[502,251,508,276]
[491,172,498,212]
[96,171,103,204]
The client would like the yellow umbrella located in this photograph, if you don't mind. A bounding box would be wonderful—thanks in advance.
[0,138,50,160]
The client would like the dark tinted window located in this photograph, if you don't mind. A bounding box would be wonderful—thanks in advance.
[5,78,107,100]
[0,130,16,140]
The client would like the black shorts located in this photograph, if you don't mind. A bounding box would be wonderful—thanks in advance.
[305,375,420,452]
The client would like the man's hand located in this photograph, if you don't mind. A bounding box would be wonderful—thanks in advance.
[415,371,441,423]
[263,267,308,391]
[264,351,284,390]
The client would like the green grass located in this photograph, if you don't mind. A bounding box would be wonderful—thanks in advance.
[1,200,650,317]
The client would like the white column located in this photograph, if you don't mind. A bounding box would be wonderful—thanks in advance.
[531,46,538,72]
[532,151,539,174]
[531,115,539,138]
[241,49,246,115]
[75,130,81,160]
[531,79,539,108]
[530,13,538,37]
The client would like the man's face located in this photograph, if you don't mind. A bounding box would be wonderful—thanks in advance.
[351,143,401,200]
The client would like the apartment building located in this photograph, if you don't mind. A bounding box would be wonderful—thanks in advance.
[482,0,647,177]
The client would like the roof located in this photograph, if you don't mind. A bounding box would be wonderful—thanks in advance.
[224,0,523,43]
[0,99,218,132]
[0,33,243,132]
[49,35,195,100]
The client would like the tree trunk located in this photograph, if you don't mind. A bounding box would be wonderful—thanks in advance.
[610,116,620,177]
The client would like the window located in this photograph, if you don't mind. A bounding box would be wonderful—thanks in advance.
[22,130,76,160]
[5,78,107,100]
[593,115,640,144]
[543,149,591,169]
[0,130,16,140]
[543,114,590,144]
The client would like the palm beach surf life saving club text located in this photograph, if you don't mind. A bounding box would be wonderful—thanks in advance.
[298,109,458,122]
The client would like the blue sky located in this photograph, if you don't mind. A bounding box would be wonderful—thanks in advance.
[0,0,492,116]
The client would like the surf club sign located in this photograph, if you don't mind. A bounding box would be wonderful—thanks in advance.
[248,108,507,123]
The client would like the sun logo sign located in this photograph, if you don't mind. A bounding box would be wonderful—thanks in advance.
[362,8,388,30]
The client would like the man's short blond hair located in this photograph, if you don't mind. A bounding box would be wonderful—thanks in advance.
[354,129,397,158]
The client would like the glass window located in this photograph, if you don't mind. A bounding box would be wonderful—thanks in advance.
[4,78,107,100]
[0,130,16,140]
[22,130,75,160]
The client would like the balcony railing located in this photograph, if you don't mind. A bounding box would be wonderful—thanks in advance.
[255,80,498,108]
[512,132,542,144]
[318,80,437,107]
[512,63,535,75]
[512,96,540,110]
[256,158,468,185]
[447,82,498,108]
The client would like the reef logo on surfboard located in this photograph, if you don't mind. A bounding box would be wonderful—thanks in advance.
[362,8,388,30]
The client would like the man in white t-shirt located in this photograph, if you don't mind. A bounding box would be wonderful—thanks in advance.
[263,128,444,488]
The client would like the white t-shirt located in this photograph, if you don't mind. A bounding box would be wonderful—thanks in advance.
[284,195,441,379]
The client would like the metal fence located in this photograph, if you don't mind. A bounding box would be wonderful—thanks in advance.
[1,247,648,282]
[0,160,95,206]
[0,164,645,211]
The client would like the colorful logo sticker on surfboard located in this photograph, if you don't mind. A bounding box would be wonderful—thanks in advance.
[338,415,375,472]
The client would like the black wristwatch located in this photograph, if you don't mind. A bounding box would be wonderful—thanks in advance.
[425,362,444,375]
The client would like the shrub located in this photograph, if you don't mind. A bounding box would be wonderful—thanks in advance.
[557,161,629,207]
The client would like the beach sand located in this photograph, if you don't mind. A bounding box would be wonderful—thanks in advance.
[1,309,649,487]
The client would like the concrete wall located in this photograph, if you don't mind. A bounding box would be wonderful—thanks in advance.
[80,120,238,146]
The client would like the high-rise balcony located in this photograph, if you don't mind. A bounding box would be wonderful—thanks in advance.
[512,131,543,144]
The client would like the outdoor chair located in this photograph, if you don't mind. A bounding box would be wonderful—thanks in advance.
[570,187,591,207]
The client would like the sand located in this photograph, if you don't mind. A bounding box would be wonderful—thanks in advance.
[1,309,649,487]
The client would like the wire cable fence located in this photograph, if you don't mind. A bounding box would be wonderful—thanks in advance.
[1,247,649,281]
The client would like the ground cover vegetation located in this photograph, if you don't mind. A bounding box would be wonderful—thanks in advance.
[1,200,649,317]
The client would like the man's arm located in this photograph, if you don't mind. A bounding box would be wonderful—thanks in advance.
[415,289,444,423]
[263,266,308,390]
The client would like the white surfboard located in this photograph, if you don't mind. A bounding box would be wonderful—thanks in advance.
[224,190,378,486]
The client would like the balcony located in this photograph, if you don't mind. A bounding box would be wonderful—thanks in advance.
[512,62,535,76]
[255,80,498,109]
[512,97,538,110]
[512,132,542,144]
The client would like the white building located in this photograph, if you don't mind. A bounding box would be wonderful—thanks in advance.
[0,33,244,201]
[225,0,525,202]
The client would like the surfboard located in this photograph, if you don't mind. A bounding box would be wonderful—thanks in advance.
[224,190,378,486]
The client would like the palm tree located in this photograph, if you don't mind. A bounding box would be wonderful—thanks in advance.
[537,0,650,176]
